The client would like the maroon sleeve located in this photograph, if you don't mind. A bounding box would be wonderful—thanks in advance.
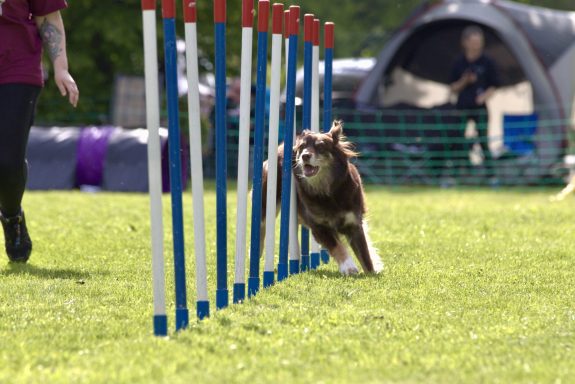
[30,0,68,17]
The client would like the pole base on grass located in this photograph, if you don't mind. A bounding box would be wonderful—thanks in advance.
[321,249,330,264]
[216,289,229,310]
[233,283,245,304]
[175,308,189,331]
[289,259,300,275]
[301,255,310,272]
[263,271,274,288]
[277,263,288,281]
[310,252,320,270]
[248,277,260,298]
[197,300,210,320]
[153,314,168,336]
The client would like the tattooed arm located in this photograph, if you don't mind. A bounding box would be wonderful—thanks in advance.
[35,11,79,107]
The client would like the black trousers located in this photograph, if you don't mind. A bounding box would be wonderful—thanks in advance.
[0,83,41,217]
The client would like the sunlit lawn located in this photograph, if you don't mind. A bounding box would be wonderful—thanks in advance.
[0,186,574,383]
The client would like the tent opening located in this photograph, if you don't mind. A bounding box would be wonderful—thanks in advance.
[377,20,534,154]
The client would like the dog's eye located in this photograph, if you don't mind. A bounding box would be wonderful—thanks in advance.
[315,141,325,150]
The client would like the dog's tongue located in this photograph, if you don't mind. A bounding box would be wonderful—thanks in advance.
[303,164,319,177]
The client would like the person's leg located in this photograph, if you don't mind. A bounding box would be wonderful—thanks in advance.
[0,83,41,262]
[474,110,494,179]
[0,84,41,216]
[453,111,472,183]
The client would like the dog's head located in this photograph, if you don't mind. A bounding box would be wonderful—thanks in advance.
[293,121,357,183]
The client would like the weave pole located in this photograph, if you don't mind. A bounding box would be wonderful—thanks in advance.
[183,0,209,320]
[263,3,284,288]
[320,21,335,265]
[299,13,314,273]
[161,0,189,331]
[233,0,254,305]
[278,5,300,281]
[142,0,167,336]
[309,17,321,270]
[214,0,229,310]
[284,10,300,277]
[247,0,270,297]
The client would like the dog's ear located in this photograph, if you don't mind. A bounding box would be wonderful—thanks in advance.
[329,121,343,145]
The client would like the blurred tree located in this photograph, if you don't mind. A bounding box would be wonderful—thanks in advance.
[36,0,573,125]
[37,0,242,125]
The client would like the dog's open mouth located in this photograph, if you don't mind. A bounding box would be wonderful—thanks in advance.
[303,164,319,177]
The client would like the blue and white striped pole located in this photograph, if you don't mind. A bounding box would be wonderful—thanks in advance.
[161,0,189,331]
[278,5,300,282]
[300,13,314,273]
[263,3,284,288]
[248,0,270,298]
[233,0,254,305]
[142,0,167,336]
[183,0,209,320]
[214,0,229,310]
[320,22,335,265]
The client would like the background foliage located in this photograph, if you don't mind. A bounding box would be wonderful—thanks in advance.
[36,0,573,125]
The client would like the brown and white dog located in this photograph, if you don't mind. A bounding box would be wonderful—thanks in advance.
[262,121,383,275]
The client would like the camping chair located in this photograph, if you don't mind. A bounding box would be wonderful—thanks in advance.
[502,113,538,156]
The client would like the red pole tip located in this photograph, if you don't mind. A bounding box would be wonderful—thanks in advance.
[183,1,197,23]
[283,10,290,39]
[304,14,314,42]
[214,0,226,23]
[272,3,284,35]
[242,0,254,28]
[289,6,300,36]
[313,18,320,46]
[324,22,335,48]
[161,0,176,18]
[141,0,156,11]
[257,0,270,32]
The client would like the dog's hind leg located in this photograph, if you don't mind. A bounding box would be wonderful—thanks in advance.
[345,221,383,274]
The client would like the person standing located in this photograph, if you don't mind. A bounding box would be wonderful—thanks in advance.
[450,25,500,181]
[0,0,79,262]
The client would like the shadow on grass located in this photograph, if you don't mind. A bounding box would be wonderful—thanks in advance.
[306,269,382,280]
[0,263,100,281]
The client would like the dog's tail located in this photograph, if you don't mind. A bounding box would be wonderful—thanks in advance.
[363,220,384,273]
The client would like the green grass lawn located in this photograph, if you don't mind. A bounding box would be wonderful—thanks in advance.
[0,186,574,383]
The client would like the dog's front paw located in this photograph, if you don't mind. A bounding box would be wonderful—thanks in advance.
[339,257,359,276]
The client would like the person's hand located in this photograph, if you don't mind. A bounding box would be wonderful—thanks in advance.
[54,69,79,107]
[475,92,487,105]
[462,70,477,85]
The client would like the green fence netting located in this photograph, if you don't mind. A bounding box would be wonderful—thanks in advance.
[35,101,574,187]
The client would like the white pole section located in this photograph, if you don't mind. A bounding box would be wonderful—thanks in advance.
[233,0,254,303]
[183,2,208,307]
[310,18,320,256]
[264,4,284,277]
[142,3,166,336]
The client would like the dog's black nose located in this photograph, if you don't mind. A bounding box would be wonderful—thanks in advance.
[301,153,311,162]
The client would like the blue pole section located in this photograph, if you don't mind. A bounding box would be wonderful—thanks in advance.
[300,29,313,273]
[162,16,189,331]
[263,271,274,288]
[215,20,229,310]
[248,28,269,298]
[289,259,299,275]
[322,50,333,134]
[197,301,209,320]
[278,13,299,282]
[321,44,334,265]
